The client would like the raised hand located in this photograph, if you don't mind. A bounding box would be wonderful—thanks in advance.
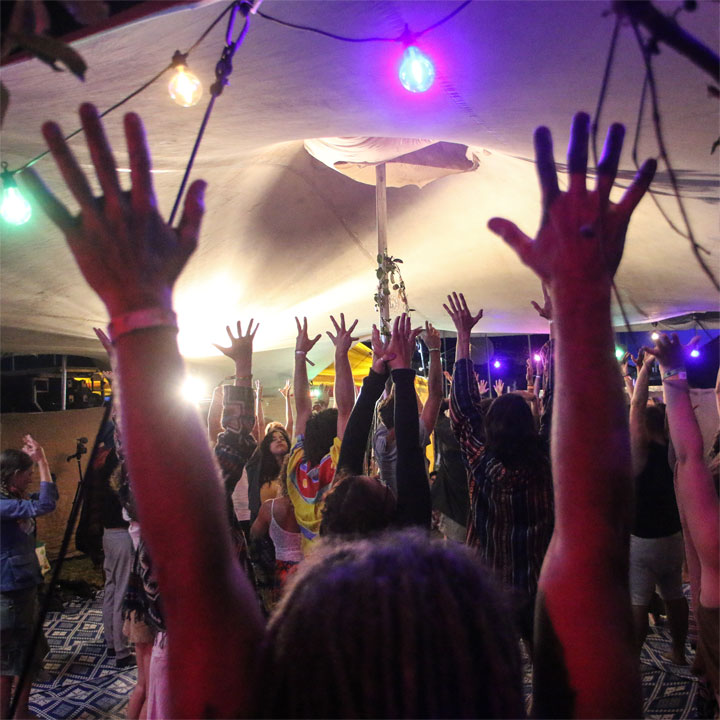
[254,379,263,399]
[278,379,292,398]
[443,370,453,385]
[387,313,422,370]
[494,379,504,396]
[531,284,553,320]
[295,316,321,356]
[422,321,441,351]
[213,319,258,366]
[327,313,359,355]
[371,324,395,374]
[23,104,206,317]
[443,292,483,336]
[477,378,488,395]
[21,434,46,465]
[643,334,699,374]
[488,112,656,291]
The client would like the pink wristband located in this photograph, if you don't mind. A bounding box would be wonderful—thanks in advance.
[108,308,178,344]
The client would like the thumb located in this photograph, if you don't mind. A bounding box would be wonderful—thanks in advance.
[488,217,533,266]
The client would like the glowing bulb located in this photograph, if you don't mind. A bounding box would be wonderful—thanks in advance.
[168,65,202,107]
[690,349,700,358]
[533,353,542,363]
[651,331,660,341]
[398,46,435,93]
[181,376,206,404]
[615,347,625,360]
[1,167,31,226]
[493,360,501,369]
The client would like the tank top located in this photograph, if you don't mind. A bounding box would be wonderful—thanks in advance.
[269,500,303,563]
[632,441,681,538]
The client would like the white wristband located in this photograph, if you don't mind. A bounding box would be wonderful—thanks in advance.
[108,308,178,344]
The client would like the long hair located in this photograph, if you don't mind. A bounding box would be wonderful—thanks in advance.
[304,408,338,468]
[253,427,291,486]
[0,448,33,498]
[259,530,524,718]
[484,394,544,467]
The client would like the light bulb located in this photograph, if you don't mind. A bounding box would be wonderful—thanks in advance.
[690,349,700,358]
[168,65,203,107]
[398,46,435,93]
[1,179,31,226]
[651,331,660,341]
[493,360,501,369]
[533,353,542,363]
[615,347,625,360]
[181,375,206,404]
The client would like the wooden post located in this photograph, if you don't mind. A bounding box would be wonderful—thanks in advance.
[375,163,389,332]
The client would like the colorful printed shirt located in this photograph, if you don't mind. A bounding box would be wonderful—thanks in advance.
[286,435,342,554]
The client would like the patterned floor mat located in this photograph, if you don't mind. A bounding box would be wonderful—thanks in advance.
[29,593,705,719]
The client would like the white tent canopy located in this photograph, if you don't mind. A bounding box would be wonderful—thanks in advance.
[1,0,718,386]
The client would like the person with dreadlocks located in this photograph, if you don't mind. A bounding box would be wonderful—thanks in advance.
[1,435,58,720]
[28,103,657,718]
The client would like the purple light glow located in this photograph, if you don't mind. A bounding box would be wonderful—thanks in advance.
[690,349,700,358]
[533,353,542,362]
[493,360,501,369]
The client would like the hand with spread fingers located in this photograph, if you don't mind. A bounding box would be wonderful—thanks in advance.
[494,379,504,397]
[371,324,395,374]
[443,292,483,336]
[643,334,699,375]
[278,379,292,398]
[327,313,359,355]
[295,316,321,356]
[531,284,553,321]
[213,319,258,368]
[487,112,656,290]
[23,103,206,317]
[477,378,488,396]
[387,314,422,371]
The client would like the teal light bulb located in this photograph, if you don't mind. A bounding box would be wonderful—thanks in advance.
[1,185,32,225]
[398,46,435,93]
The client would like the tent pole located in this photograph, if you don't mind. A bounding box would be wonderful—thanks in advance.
[375,163,389,331]
[61,355,67,411]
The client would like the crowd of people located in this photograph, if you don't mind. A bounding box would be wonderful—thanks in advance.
[1,104,718,719]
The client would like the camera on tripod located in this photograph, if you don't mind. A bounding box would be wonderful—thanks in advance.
[66,437,88,463]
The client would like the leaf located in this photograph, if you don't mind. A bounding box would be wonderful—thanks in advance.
[6,33,87,80]
[377,254,383,263]
[0,83,9,127]
[383,288,390,295]
[392,284,399,290]
[394,258,403,263]
[376,268,384,279]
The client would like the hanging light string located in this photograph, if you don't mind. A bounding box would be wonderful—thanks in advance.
[9,0,239,176]
[168,1,251,224]
[254,1,472,44]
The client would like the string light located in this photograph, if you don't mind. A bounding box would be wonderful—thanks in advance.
[493,359,501,369]
[0,164,31,226]
[615,347,625,360]
[533,353,542,363]
[689,348,700,358]
[168,51,203,107]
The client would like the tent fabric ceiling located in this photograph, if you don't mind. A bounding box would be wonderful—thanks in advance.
[1,0,718,387]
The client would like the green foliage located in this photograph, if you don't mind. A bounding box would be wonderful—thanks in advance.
[373,252,411,338]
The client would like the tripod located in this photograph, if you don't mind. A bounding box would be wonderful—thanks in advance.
[8,402,112,718]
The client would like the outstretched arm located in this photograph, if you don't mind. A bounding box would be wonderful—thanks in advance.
[279,379,294,438]
[629,350,654,478]
[488,112,655,718]
[327,313,359,440]
[420,322,443,434]
[386,314,429,527]
[645,334,719,608]
[337,325,393,476]
[25,104,263,718]
[293,317,320,438]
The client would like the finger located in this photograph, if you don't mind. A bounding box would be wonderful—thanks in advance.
[79,103,123,207]
[339,312,346,330]
[42,120,96,211]
[347,318,359,335]
[295,316,302,334]
[212,343,227,354]
[124,112,158,212]
[236,321,243,338]
[542,284,550,303]
[20,168,75,233]
[309,333,322,348]
[226,325,234,342]
[687,335,701,349]
[531,300,542,315]
[473,309,484,323]
[329,315,340,333]
[595,122,625,203]
[246,319,255,336]
[567,111,590,195]
[442,303,452,318]
[533,125,560,212]
[487,218,535,269]
[616,158,657,217]
[326,331,336,343]
[176,179,206,262]
[250,321,259,339]
[458,293,469,314]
